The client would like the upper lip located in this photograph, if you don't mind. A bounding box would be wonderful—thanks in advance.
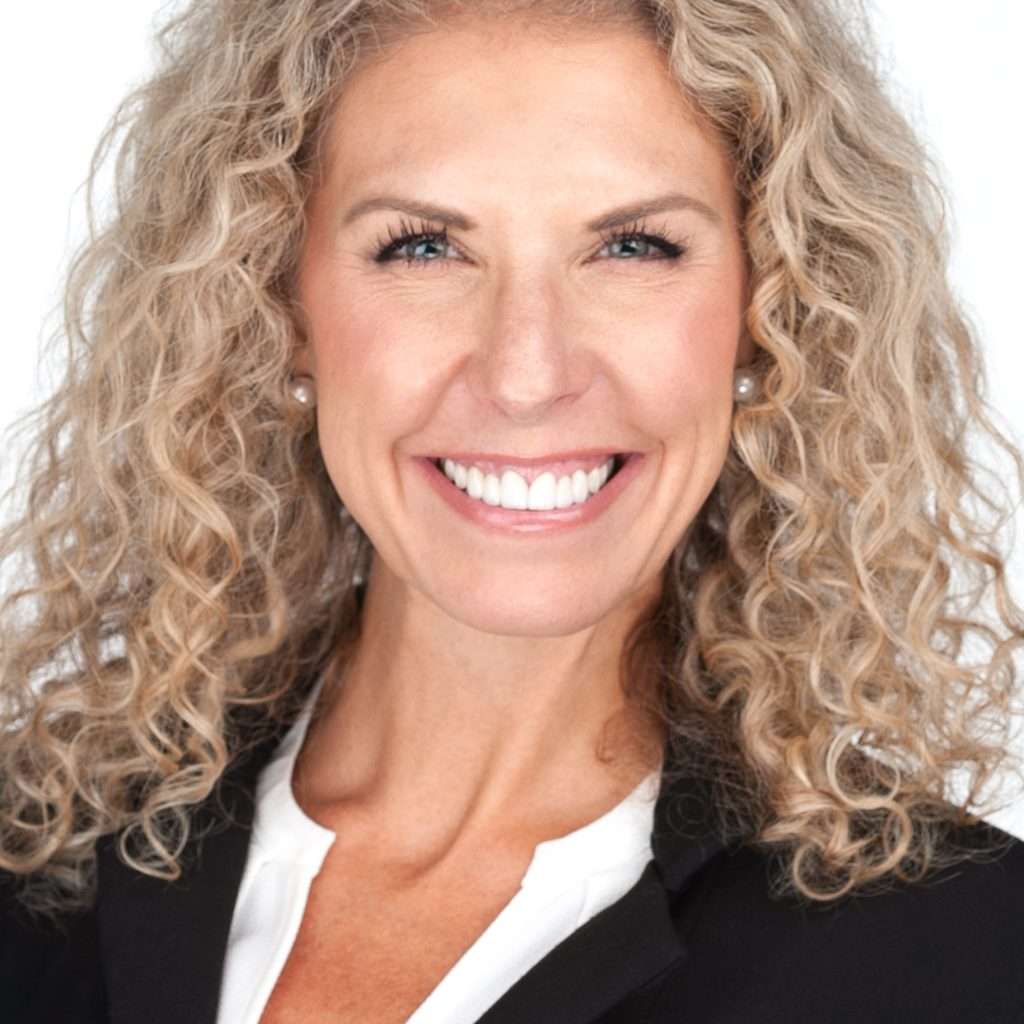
[428,450,631,467]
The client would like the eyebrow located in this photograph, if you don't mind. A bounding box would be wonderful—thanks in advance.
[339,190,723,232]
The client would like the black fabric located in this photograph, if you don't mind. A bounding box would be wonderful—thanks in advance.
[3,715,1023,1023]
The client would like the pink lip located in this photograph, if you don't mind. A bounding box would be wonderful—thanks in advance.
[414,453,646,535]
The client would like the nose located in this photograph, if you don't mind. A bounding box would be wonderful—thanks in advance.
[466,272,585,423]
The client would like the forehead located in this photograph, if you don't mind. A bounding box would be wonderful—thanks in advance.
[318,21,734,206]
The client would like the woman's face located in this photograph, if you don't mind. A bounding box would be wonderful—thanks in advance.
[296,18,753,637]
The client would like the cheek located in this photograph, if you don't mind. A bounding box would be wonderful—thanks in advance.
[298,266,460,525]
[637,293,743,523]
[301,265,439,429]
[622,290,743,436]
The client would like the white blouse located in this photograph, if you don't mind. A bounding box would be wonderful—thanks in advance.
[215,673,663,1024]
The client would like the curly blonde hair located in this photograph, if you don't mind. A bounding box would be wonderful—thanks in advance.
[3,0,1023,924]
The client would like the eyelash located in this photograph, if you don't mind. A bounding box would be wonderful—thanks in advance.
[371,216,689,268]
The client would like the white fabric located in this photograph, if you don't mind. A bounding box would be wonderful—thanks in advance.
[216,673,662,1024]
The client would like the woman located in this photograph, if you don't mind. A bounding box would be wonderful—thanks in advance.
[2,0,1023,1021]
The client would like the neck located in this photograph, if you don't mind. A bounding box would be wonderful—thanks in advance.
[291,569,666,872]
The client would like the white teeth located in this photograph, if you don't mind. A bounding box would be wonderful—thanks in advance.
[483,473,502,506]
[571,469,588,504]
[555,475,574,509]
[527,472,557,511]
[437,456,618,511]
[500,469,528,509]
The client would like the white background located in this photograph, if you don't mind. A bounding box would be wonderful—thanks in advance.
[1,2,1022,835]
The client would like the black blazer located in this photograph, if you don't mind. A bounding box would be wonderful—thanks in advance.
[3,712,1023,1024]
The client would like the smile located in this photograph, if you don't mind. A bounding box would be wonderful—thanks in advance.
[432,454,624,511]
[417,452,644,536]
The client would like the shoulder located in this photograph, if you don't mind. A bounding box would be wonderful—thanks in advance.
[0,869,59,980]
[1,871,53,1016]
[710,814,1024,925]
[0,868,106,1020]
[650,818,1024,1023]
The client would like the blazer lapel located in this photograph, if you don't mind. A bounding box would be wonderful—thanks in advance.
[473,859,686,1024]
[95,714,287,1024]
[475,737,728,1024]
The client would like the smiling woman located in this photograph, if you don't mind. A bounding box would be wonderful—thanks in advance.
[1,1,1024,1023]
[290,17,751,658]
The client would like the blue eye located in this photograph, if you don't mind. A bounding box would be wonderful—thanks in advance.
[598,226,687,261]
[374,225,452,265]
[372,216,689,267]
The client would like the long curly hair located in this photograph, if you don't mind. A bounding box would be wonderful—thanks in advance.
[3,0,1023,924]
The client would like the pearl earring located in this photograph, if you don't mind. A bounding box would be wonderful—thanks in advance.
[733,368,759,404]
[288,374,317,408]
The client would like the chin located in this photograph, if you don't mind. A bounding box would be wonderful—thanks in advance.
[425,574,630,639]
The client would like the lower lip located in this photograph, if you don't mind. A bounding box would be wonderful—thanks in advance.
[415,454,645,535]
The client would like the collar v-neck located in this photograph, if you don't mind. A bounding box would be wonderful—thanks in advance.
[246,670,664,894]
[95,666,729,1024]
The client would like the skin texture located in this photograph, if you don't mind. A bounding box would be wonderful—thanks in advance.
[290,16,754,874]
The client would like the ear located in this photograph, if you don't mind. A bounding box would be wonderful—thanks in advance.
[735,330,757,367]
[291,342,315,378]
